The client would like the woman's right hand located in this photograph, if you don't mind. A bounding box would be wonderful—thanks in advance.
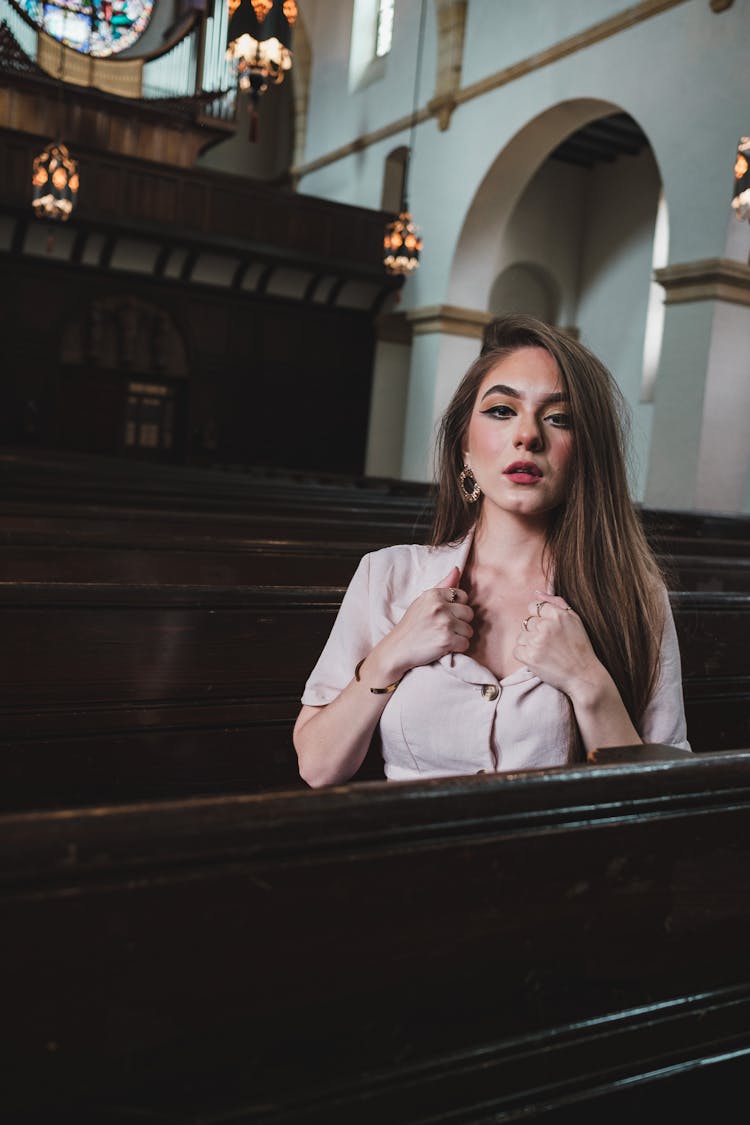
[359,566,474,687]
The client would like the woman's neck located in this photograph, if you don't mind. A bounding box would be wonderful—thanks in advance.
[470,506,552,586]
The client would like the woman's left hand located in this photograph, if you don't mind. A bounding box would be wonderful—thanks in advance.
[513,592,603,699]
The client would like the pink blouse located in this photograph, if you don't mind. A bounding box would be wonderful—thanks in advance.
[301,532,690,780]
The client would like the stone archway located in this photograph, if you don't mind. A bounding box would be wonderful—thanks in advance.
[447,98,632,308]
[409,97,666,497]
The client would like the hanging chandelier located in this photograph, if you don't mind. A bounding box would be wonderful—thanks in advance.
[384,212,422,273]
[226,0,297,141]
[731,137,750,221]
[31,39,80,224]
[31,141,80,223]
[383,0,426,275]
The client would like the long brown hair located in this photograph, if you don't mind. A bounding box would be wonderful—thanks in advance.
[432,315,664,755]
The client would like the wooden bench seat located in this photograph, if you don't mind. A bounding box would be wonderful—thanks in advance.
[2,502,750,589]
[0,582,747,810]
[2,450,749,560]
[2,750,750,1121]
[3,525,750,589]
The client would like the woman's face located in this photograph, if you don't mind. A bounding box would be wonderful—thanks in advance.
[462,347,574,522]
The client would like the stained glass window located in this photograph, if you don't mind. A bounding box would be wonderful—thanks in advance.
[15,0,155,58]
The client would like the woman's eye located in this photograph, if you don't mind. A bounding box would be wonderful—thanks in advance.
[481,404,515,419]
[546,412,572,429]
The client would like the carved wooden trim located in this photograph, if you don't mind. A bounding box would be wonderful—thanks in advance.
[654,258,750,306]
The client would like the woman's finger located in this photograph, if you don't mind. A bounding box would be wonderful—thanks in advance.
[527,599,571,619]
[531,591,573,614]
[436,566,461,590]
[442,587,469,605]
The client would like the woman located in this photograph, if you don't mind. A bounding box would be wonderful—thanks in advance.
[294,315,689,786]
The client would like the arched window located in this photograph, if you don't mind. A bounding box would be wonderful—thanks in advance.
[375,0,394,58]
[14,0,155,57]
[349,0,393,90]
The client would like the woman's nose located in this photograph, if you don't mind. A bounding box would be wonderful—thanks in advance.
[513,417,543,451]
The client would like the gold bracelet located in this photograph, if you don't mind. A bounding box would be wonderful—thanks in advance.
[354,657,402,695]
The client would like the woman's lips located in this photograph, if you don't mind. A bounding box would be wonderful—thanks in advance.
[504,462,542,484]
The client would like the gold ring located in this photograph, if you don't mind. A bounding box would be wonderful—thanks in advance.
[522,615,532,631]
[447,588,457,603]
[535,601,548,617]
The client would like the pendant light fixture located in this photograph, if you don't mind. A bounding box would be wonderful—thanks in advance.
[383,0,426,275]
[31,41,79,224]
[226,0,297,141]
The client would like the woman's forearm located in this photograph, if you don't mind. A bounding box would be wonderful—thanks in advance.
[293,651,402,787]
[568,664,641,756]
[295,572,473,786]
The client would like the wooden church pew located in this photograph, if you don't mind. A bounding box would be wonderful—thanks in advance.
[0,499,431,549]
[0,582,747,811]
[2,749,750,1122]
[2,503,750,589]
[3,447,749,544]
[3,527,750,589]
[2,450,749,561]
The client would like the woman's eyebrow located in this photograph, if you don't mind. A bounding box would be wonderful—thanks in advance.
[480,384,569,404]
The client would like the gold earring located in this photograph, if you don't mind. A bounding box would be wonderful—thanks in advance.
[459,464,481,503]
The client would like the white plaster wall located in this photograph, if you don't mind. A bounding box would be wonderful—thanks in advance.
[576,148,661,498]
[301,1,749,292]
[490,158,588,326]
[298,0,750,502]
[695,299,750,513]
[481,147,661,499]
[400,330,479,481]
[365,339,412,477]
[461,0,634,86]
[301,0,437,176]
[644,301,713,509]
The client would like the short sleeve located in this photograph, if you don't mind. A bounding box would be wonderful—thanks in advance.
[301,553,374,706]
[638,590,691,751]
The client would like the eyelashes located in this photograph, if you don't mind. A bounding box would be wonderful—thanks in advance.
[545,412,573,429]
[479,404,572,429]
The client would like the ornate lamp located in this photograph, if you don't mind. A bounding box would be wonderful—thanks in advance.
[31,141,80,222]
[31,40,80,226]
[731,137,750,221]
[383,0,426,275]
[383,212,422,273]
[226,0,297,141]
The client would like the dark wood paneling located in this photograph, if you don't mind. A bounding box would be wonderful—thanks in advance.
[2,752,750,1120]
[0,260,377,474]
[0,128,395,271]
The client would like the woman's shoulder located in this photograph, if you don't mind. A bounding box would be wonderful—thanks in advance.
[365,538,469,586]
